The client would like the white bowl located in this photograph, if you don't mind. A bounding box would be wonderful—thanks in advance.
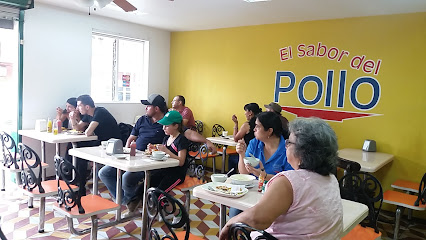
[152,151,166,159]
[229,174,256,185]
[211,174,227,183]
[243,156,260,167]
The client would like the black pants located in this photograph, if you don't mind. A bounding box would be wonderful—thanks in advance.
[64,140,100,195]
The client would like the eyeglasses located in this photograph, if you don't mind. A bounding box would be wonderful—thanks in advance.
[285,139,295,148]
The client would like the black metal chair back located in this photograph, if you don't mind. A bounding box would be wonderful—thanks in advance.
[195,120,203,134]
[414,172,426,206]
[228,222,278,240]
[339,171,383,233]
[18,143,44,193]
[0,131,19,170]
[212,124,225,149]
[146,187,191,240]
[187,142,207,179]
[336,157,361,175]
[55,156,85,214]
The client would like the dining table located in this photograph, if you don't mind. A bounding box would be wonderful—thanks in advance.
[206,136,237,173]
[338,148,394,173]
[69,146,179,240]
[19,129,98,180]
[193,181,369,237]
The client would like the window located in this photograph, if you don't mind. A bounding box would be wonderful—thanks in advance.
[91,32,149,102]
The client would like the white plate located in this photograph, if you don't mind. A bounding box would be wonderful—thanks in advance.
[113,154,128,159]
[123,148,141,154]
[202,182,248,198]
[150,155,168,161]
[65,131,84,135]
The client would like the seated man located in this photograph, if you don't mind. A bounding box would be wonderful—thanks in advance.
[99,94,216,215]
[71,94,121,194]
[170,95,196,130]
[264,102,289,139]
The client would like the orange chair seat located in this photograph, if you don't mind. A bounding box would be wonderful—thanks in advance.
[188,150,219,159]
[175,175,204,191]
[225,148,238,155]
[391,179,419,193]
[54,194,120,218]
[342,224,381,240]
[383,190,426,210]
[175,231,205,240]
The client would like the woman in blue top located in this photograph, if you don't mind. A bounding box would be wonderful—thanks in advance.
[230,111,293,217]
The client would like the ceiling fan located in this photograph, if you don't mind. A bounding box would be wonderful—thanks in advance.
[75,0,137,12]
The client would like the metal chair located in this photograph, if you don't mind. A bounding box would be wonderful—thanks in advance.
[228,222,278,240]
[53,156,120,240]
[339,171,383,240]
[194,120,203,134]
[211,124,237,173]
[18,144,73,233]
[0,131,20,191]
[146,187,203,240]
[383,173,426,240]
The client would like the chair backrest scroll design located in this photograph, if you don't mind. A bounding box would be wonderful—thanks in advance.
[195,120,203,134]
[55,156,85,214]
[229,222,278,240]
[146,187,190,240]
[414,172,426,206]
[0,131,18,170]
[339,171,383,233]
[18,143,44,193]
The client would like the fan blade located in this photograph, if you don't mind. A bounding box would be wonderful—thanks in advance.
[113,0,137,12]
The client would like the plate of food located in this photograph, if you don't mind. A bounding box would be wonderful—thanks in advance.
[66,130,85,135]
[202,182,248,198]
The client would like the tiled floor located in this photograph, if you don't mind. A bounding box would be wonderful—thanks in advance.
[1,178,426,240]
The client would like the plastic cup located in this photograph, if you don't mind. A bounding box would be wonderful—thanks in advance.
[222,131,228,137]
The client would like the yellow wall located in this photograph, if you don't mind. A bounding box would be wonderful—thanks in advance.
[169,13,426,216]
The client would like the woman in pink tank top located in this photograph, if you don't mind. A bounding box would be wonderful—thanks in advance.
[219,117,343,240]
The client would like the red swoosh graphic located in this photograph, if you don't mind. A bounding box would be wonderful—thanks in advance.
[281,106,381,122]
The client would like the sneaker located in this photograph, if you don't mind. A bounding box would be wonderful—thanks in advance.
[172,214,182,225]
[158,213,174,222]
[126,198,142,213]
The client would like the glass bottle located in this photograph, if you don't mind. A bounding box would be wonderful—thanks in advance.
[47,118,52,133]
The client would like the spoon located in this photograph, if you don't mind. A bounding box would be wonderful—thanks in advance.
[226,168,234,177]
[249,153,256,158]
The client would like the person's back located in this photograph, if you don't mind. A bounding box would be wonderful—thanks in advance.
[265,169,343,239]
[84,107,121,141]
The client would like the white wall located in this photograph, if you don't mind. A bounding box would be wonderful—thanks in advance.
[22,3,171,129]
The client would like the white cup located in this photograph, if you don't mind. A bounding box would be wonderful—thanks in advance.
[222,131,228,137]
[152,151,166,159]
[101,141,108,149]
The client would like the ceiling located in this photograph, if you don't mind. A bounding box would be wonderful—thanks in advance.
[35,0,426,32]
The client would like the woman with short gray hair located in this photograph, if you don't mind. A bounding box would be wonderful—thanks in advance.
[219,117,343,240]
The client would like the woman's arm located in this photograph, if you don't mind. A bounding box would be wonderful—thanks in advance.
[233,122,250,142]
[236,139,249,174]
[219,176,293,240]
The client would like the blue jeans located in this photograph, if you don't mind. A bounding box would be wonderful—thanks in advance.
[228,155,239,175]
[98,165,145,205]
[229,207,243,218]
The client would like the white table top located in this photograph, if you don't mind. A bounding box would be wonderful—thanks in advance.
[338,148,394,172]
[193,184,368,236]
[69,146,179,172]
[19,129,98,144]
[207,136,237,147]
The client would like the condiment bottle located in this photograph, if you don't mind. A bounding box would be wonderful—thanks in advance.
[57,119,62,133]
[47,118,52,133]
[257,171,265,192]
[53,120,58,135]
[130,141,136,156]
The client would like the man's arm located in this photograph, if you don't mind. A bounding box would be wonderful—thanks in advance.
[125,135,137,148]
[85,121,99,136]
[182,119,189,127]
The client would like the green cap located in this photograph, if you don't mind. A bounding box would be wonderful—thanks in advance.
[158,110,182,125]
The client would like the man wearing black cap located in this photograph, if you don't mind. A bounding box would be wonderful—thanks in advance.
[264,102,290,139]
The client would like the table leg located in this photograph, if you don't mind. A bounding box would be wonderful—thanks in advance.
[219,204,226,230]
[55,143,60,156]
[41,141,46,181]
[116,168,123,221]
[71,143,77,179]
[92,163,98,195]
[221,146,228,173]
[141,170,151,240]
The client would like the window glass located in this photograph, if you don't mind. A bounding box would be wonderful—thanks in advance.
[91,33,148,103]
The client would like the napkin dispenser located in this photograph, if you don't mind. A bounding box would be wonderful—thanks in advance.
[35,119,47,132]
[362,139,376,152]
[106,138,124,155]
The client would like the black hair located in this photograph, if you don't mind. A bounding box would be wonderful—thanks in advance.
[66,97,77,107]
[244,103,262,115]
[76,94,95,108]
[177,95,186,106]
[256,112,283,138]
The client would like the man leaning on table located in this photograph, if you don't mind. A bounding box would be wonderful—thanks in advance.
[70,94,121,195]
[99,93,216,215]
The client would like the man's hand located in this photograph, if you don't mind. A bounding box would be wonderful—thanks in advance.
[56,107,63,115]
[206,140,217,154]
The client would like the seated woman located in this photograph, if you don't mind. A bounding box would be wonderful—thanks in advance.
[229,103,262,173]
[229,111,293,217]
[219,117,343,240]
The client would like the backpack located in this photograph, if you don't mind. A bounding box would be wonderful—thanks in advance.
[118,122,134,144]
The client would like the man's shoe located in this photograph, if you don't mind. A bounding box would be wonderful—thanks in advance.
[126,198,142,213]
[172,214,182,225]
